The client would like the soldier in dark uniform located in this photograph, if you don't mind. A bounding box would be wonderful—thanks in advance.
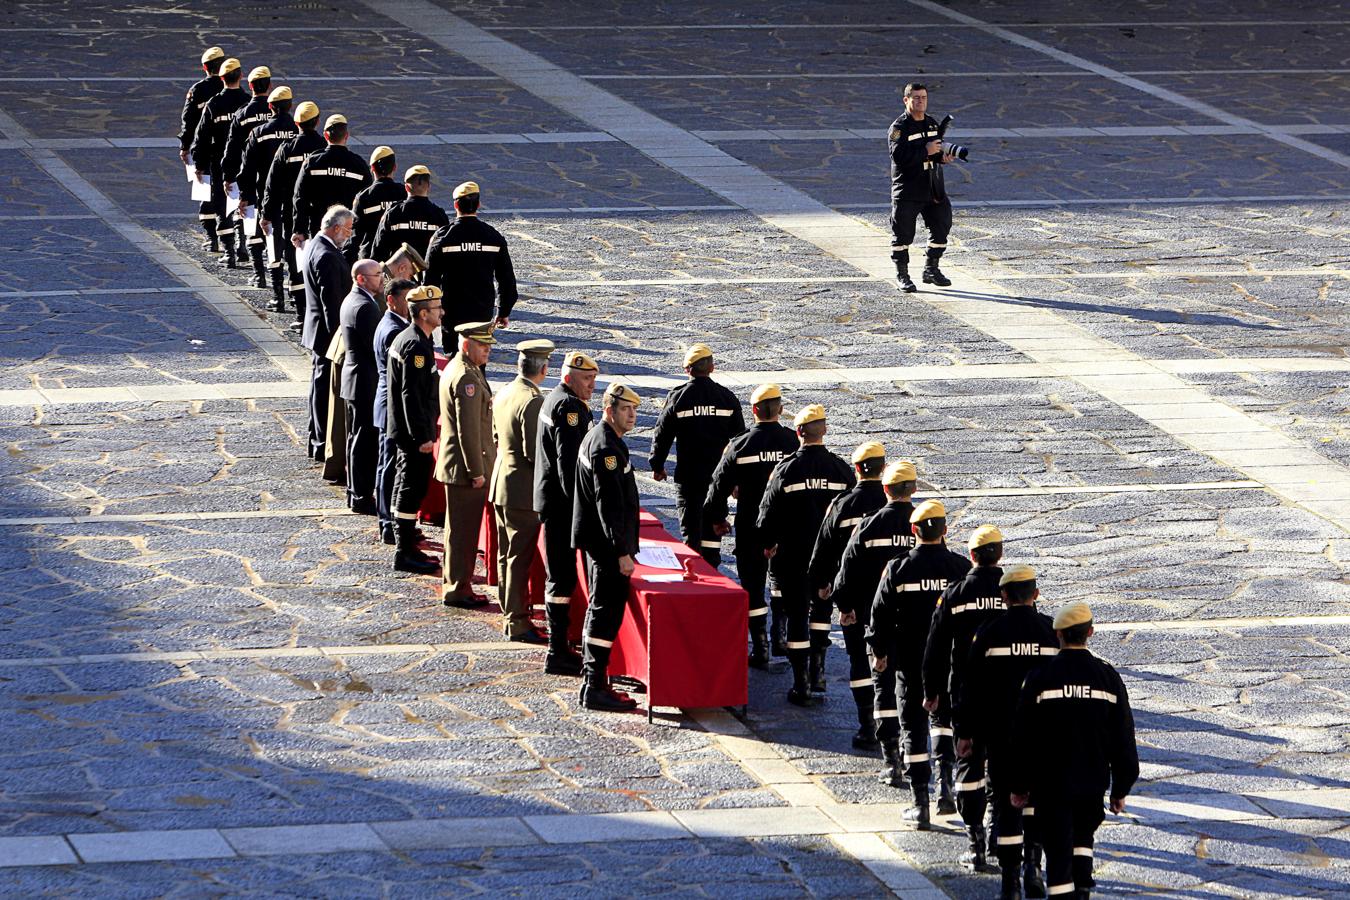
[178,47,225,252]
[923,524,1010,873]
[351,147,403,261]
[757,404,855,707]
[234,86,295,311]
[385,285,444,575]
[221,67,275,288]
[808,441,888,695]
[425,181,518,355]
[533,350,598,677]
[704,383,798,668]
[373,279,416,546]
[1009,599,1137,900]
[650,343,745,567]
[867,499,971,830]
[887,82,958,292]
[262,101,324,327]
[292,114,372,258]
[572,382,642,713]
[190,57,248,269]
[829,459,918,753]
[372,165,450,264]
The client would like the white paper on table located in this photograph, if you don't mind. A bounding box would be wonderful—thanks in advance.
[225,183,241,213]
[241,207,258,236]
[642,573,685,583]
[190,174,211,201]
[635,544,681,570]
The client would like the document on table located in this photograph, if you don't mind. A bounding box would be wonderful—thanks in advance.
[642,573,685,583]
[190,173,211,201]
[635,543,681,570]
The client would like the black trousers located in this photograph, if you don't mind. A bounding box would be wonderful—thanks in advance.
[931,694,956,771]
[375,427,397,530]
[735,535,769,624]
[874,651,931,787]
[674,478,719,566]
[582,551,631,677]
[889,197,952,264]
[988,741,1037,868]
[541,515,579,598]
[842,619,875,722]
[208,162,230,233]
[344,399,378,505]
[391,445,433,521]
[770,560,811,661]
[308,351,330,460]
[1038,795,1104,895]
[955,738,990,833]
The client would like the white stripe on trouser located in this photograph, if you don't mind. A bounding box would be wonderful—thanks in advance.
[700,540,720,548]
[586,636,613,648]
[875,709,899,718]
[903,753,929,763]
[393,510,419,520]
[1073,847,1093,858]
[892,244,908,249]
[997,835,1024,846]
[849,678,872,688]
[769,590,781,598]
[931,726,953,737]
[199,214,216,221]
[955,778,987,792]
[1022,807,1036,816]
[786,640,810,650]
[749,607,768,617]
[1048,884,1076,896]
[927,242,947,248]
[809,623,830,631]
[545,596,571,605]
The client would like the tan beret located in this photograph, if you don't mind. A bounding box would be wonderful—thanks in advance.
[750,383,781,405]
[406,285,442,303]
[517,339,555,357]
[201,47,225,65]
[453,181,480,199]
[369,146,394,165]
[267,86,292,103]
[851,441,885,464]
[455,321,496,345]
[683,343,713,367]
[882,459,916,485]
[563,351,598,372]
[910,499,946,523]
[793,404,826,427]
[324,114,347,130]
[218,58,241,76]
[248,66,271,81]
[1000,565,1038,587]
[404,164,431,181]
[293,101,319,124]
[968,524,1004,550]
[1053,600,1092,630]
[605,383,640,406]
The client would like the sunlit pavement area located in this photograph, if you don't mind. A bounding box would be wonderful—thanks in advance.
[0,1,1348,896]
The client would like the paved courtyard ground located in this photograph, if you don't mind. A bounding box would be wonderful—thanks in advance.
[1,1,1348,896]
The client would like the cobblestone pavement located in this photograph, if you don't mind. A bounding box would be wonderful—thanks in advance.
[1,0,1349,896]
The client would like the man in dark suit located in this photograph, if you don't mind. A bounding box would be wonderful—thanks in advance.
[301,205,355,461]
[373,278,415,545]
[339,259,384,514]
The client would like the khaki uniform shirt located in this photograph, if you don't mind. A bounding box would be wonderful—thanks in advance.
[489,375,544,510]
[435,355,495,485]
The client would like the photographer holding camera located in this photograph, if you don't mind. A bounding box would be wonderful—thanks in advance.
[887,83,959,293]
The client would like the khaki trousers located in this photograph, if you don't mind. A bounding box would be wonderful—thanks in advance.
[494,504,541,637]
[442,483,487,599]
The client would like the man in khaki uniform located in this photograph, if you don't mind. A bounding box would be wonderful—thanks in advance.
[436,321,497,608]
[489,339,555,644]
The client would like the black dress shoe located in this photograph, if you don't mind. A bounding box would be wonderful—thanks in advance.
[444,593,491,609]
[380,525,396,545]
[580,684,638,712]
[787,687,815,707]
[349,498,378,516]
[393,553,438,575]
[545,651,583,676]
[509,629,548,645]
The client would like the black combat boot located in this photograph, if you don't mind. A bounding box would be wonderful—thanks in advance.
[267,266,287,312]
[1000,865,1024,900]
[1023,843,1047,899]
[200,219,218,253]
[852,708,880,752]
[922,248,951,286]
[218,231,239,269]
[579,668,637,712]
[544,599,583,676]
[936,758,957,816]
[808,646,827,694]
[392,520,438,574]
[896,263,917,293]
[249,242,267,288]
[748,619,770,671]
[770,599,787,657]
[786,651,813,706]
[904,785,931,831]
[960,824,989,873]
[877,739,905,788]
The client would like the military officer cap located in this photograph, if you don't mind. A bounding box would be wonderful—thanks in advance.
[404,164,431,181]
[793,404,826,427]
[248,65,271,81]
[969,524,1003,550]
[219,58,241,76]
[851,441,885,464]
[368,146,394,165]
[406,284,442,303]
[453,181,480,200]
[324,114,347,130]
[605,383,640,406]
[267,86,292,103]
[563,351,598,372]
[1000,564,1037,588]
[455,321,496,345]
[882,459,917,485]
[293,101,320,124]
[518,339,555,358]
[750,383,781,405]
[1053,600,1092,629]
[910,499,946,523]
[201,47,225,65]
[683,343,713,367]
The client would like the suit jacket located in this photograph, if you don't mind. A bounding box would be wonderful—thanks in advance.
[301,233,351,353]
[338,286,381,406]
[434,354,495,486]
[488,376,543,511]
[372,308,408,431]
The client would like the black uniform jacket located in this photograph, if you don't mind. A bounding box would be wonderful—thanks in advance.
[571,421,640,560]
[385,323,438,450]
[262,130,325,230]
[888,112,944,204]
[533,383,593,521]
[373,195,450,263]
[808,480,886,592]
[756,445,855,562]
[956,604,1057,744]
[191,86,248,171]
[649,376,745,484]
[221,94,272,183]
[1010,646,1140,803]
[867,544,971,665]
[292,144,372,237]
[236,114,297,206]
[924,566,1007,711]
[425,215,519,323]
[178,75,221,154]
[352,178,407,259]
[703,421,799,555]
[829,499,916,620]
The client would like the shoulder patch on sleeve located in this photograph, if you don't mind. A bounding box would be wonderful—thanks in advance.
[604,455,618,471]
[566,411,579,427]
[463,382,475,397]
[412,354,426,369]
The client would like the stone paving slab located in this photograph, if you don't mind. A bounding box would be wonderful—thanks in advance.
[1,0,389,30]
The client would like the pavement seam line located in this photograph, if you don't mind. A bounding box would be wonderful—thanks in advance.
[0,107,309,382]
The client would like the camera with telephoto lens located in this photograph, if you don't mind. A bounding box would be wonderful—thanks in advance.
[936,114,970,161]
